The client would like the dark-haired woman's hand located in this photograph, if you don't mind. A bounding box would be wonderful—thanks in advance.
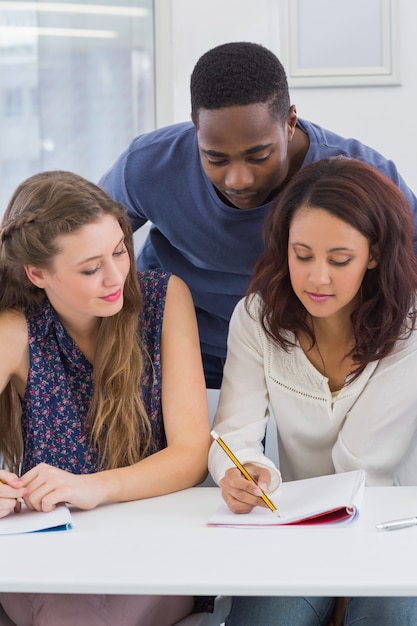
[219,463,274,514]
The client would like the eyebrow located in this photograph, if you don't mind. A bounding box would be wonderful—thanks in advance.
[76,236,125,266]
[200,144,273,158]
[291,243,356,253]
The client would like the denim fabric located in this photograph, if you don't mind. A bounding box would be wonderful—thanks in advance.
[225,596,417,625]
[345,596,417,625]
[225,596,335,626]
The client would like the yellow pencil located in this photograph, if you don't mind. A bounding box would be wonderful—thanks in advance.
[211,430,279,516]
[0,479,24,504]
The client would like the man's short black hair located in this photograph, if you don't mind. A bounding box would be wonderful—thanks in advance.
[190,42,290,124]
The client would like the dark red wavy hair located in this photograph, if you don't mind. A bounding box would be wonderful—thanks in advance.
[247,157,417,372]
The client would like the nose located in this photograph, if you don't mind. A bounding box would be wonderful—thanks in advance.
[308,260,331,286]
[103,260,124,286]
[224,162,254,190]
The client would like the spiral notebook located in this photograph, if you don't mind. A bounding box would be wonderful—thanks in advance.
[0,504,73,535]
[208,469,366,527]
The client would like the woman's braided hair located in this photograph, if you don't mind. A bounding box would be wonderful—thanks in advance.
[0,170,152,472]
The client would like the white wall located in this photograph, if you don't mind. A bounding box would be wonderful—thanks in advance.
[155,0,417,191]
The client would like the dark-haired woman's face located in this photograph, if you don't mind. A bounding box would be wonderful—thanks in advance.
[288,207,377,324]
[196,103,295,210]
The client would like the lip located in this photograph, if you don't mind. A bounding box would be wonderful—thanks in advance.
[223,190,259,209]
[100,289,122,303]
[306,292,333,303]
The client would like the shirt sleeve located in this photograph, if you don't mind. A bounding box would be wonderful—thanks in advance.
[373,159,417,250]
[208,296,282,491]
[98,147,148,231]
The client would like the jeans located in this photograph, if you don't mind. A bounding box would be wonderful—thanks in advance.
[225,596,417,626]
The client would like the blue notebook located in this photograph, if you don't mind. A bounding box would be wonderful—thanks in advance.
[0,503,73,535]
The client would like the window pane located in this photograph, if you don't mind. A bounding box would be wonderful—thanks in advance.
[0,0,155,215]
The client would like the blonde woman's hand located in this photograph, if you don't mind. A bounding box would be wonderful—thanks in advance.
[20,463,104,512]
[0,470,27,518]
[219,463,273,514]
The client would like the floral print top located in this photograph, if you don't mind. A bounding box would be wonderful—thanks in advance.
[21,270,169,474]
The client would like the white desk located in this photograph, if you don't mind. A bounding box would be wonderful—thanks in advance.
[1,486,417,596]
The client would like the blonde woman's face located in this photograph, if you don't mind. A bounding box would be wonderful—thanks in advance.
[28,214,130,331]
[288,207,377,325]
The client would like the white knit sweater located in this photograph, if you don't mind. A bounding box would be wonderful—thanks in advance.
[209,294,417,488]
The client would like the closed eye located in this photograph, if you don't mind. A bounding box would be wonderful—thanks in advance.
[330,258,351,266]
[207,158,227,166]
[113,247,127,258]
[82,265,100,276]
[249,155,270,163]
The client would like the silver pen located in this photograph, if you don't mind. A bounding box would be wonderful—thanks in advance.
[376,516,417,531]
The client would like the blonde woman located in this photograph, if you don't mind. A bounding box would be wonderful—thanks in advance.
[0,171,211,626]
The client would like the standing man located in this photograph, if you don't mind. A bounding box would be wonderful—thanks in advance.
[99,41,417,388]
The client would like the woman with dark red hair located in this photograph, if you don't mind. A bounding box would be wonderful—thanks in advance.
[210,157,417,626]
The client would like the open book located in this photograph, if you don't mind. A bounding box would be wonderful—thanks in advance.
[0,504,73,536]
[208,469,366,527]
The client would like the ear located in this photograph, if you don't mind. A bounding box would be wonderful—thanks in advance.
[367,246,379,270]
[287,105,298,139]
[24,265,49,288]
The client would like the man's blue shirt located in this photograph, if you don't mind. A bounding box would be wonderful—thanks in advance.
[99,119,417,362]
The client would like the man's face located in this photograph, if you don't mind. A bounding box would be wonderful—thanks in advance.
[195,103,296,210]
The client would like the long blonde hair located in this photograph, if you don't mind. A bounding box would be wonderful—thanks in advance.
[0,170,151,472]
